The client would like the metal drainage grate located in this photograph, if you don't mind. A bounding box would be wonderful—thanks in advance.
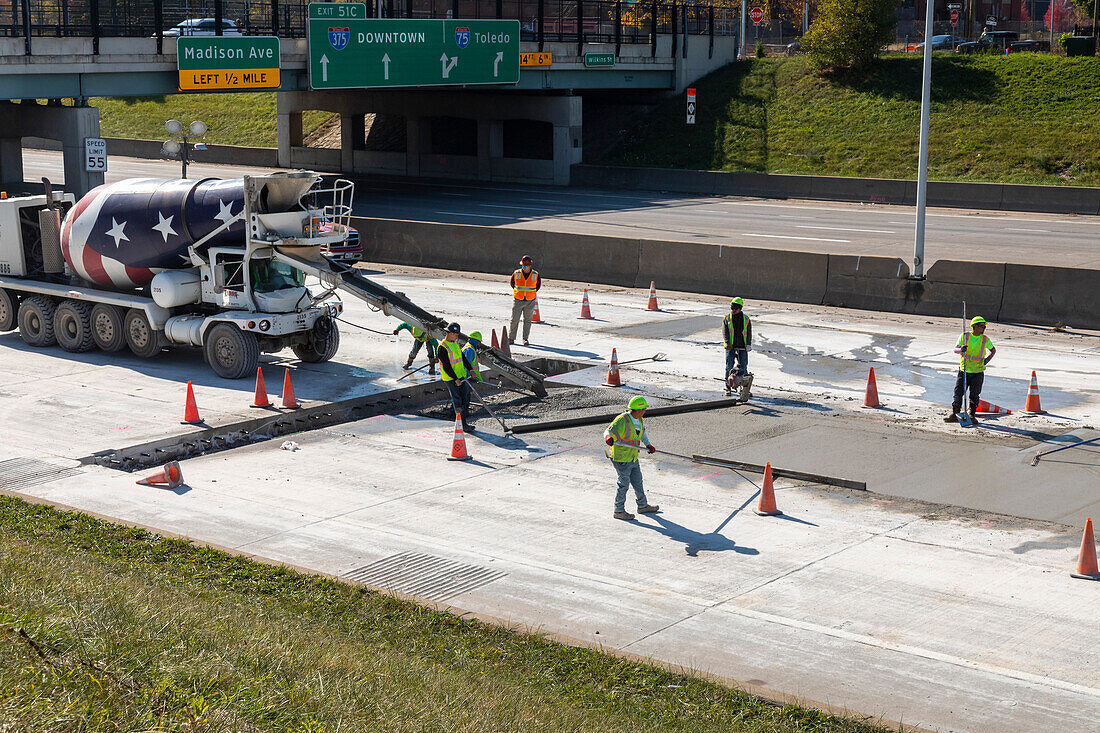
[0,457,83,491]
[343,551,506,603]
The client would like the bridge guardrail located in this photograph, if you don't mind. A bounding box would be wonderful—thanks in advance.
[1,0,734,56]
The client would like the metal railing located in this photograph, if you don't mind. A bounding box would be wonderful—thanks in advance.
[0,0,734,51]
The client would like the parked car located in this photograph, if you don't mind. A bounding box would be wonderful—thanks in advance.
[785,39,802,56]
[955,30,1019,53]
[914,34,965,52]
[321,225,363,263]
[161,18,243,37]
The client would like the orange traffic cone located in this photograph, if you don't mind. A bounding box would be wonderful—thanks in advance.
[605,348,623,387]
[181,381,202,425]
[491,329,500,350]
[1023,371,1044,413]
[251,367,272,408]
[447,413,472,461]
[579,288,594,319]
[136,461,185,489]
[862,367,883,408]
[1071,518,1099,580]
[532,298,543,323]
[500,325,512,357]
[281,368,299,409]
[646,281,660,311]
[976,399,1011,415]
[753,462,783,516]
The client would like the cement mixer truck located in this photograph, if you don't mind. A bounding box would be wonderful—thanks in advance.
[0,171,546,395]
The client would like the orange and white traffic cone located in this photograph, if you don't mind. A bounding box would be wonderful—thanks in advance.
[447,413,472,461]
[1071,518,1099,581]
[281,368,300,409]
[976,399,1011,415]
[251,367,272,408]
[646,281,660,311]
[500,325,512,357]
[136,461,185,489]
[1023,371,1044,414]
[753,462,783,516]
[532,298,543,323]
[491,329,500,350]
[862,366,883,408]
[605,348,623,387]
[181,381,202,425]
[579,288,594,319]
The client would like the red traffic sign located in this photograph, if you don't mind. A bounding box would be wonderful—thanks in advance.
[750,6,764,25]
[950,8,960,24]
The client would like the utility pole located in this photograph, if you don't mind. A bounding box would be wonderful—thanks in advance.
[913,0,935,279]
[740,0,747,56]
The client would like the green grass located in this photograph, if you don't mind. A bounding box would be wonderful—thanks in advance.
[92,93,332,147]
[0,494,896,732]
[599,54,1100,186]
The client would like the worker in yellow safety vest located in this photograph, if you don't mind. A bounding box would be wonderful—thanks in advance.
[509,254,541,346]
[461,331,483,382]
[945,316,997,423]
[723,297,752,395]
[604,396,661,521]
[438,322,476,432]
[393,321,438,374]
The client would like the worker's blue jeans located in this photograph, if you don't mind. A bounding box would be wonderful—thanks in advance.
[446,379,472,425]
[612,459,649,513]
[725,347,748,380]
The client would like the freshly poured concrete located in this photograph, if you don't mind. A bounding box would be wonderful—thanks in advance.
[2,265,1099,732]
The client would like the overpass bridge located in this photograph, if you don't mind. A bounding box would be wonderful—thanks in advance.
[0,0,739,193]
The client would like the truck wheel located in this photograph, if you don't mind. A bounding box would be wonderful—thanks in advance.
[18,295,57,347]
[204,323,259,379]
[124,308,164,358]
[54,300,96,353]
[292,317,340,363]
[0,288,17,332]
[90,303,126,352]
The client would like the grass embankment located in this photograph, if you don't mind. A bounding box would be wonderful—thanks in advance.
[93,93,331,148]
[0,495,892,732]
[600,54,1100,186]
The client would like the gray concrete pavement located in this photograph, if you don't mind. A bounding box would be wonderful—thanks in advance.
[3,261,1099,732]
[20,149,1100,268]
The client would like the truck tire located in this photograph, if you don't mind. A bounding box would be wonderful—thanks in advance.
[90,303,127,352]
[0,288,17,332]
[124,308,164,359]
[204,323,259,379]
[292,317,340,363]
[54,300,96,353]
[18,295,57,347]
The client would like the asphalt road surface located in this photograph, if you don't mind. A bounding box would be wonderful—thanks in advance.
[21,149,1100,268]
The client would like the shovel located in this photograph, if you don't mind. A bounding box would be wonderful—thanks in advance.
[616,352,668,366]
[956,301,973,427]
[467,381,512,434]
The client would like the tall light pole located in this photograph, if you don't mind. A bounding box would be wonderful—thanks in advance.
[740,0,747,56]
[912,0,935,279]
[161,119,208,179]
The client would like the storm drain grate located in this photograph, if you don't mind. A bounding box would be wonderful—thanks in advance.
[0,457,83,491]
[343,552,507,603]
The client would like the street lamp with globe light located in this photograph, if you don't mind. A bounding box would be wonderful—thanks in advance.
[160,119,209,179]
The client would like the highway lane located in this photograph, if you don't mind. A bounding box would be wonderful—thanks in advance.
[21,148,1100,268]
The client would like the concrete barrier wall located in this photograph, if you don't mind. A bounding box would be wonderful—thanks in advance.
[351,216,1100,330]
[26,137,279,168]
[573,164,1100,216]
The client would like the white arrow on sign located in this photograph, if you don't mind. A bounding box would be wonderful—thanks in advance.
[440,53,458,79]
[382,53,391,80]
[320,54,329,82]
[493,51,503,78]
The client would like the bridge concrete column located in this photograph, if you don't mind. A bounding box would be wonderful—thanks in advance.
[0,138,23,185]
[0,102,103,197]
[339,114,365,172]
[276,94,304,169]
[477,118,492,179]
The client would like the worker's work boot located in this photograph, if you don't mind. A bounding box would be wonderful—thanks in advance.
[402,360,413,370]
[943,411,959,423]
[464,421,476,433]
[968,408,979,422]
[637,505,660,514]
[523,340,530,346]
[613,511,635,521]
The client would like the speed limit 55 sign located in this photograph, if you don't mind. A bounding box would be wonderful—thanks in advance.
[84,138,107,172]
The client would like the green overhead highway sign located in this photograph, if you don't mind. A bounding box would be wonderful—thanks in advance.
[308,4,520,89]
